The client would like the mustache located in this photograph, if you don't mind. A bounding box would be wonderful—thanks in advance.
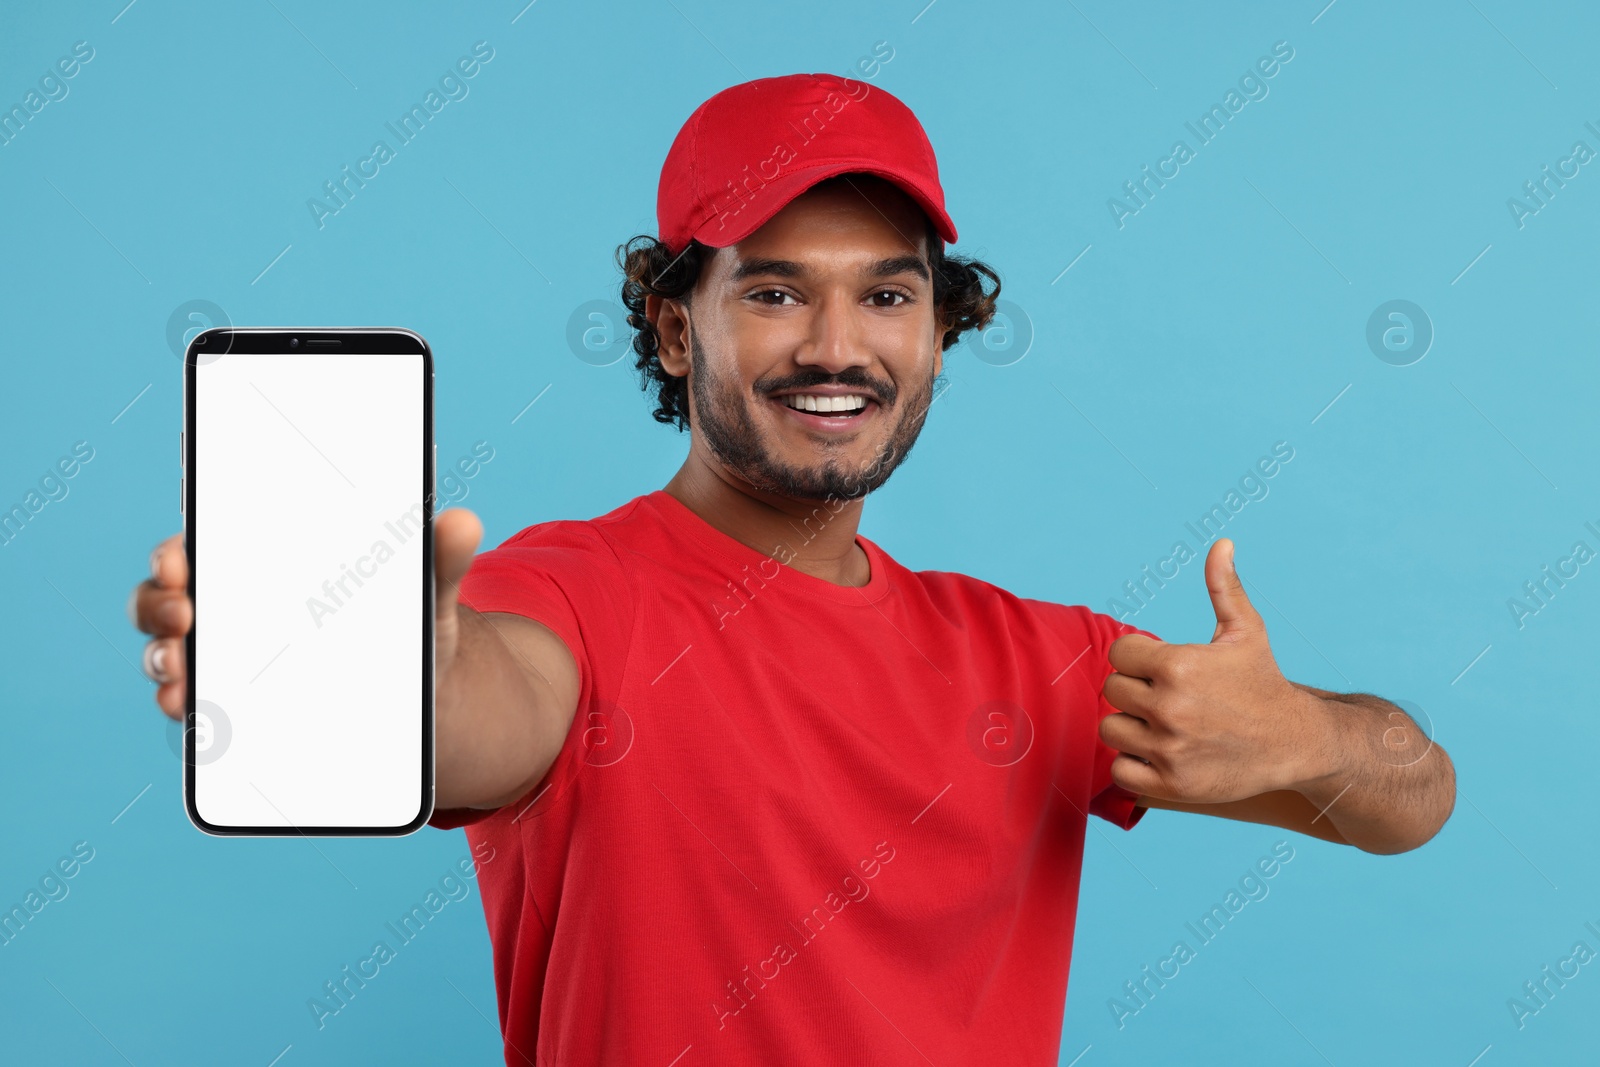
[761,372,894,405]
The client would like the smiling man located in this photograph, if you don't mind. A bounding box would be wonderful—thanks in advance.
[132,73,1455,1066]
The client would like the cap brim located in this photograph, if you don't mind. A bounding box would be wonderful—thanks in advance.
[688,161,958,250]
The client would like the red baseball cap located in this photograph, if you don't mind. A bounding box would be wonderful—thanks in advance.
[656,72,958,255]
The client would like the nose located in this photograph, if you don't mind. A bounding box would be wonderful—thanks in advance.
[793,289,872,379]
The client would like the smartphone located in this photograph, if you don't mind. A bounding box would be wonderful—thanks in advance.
[182,328,434,836]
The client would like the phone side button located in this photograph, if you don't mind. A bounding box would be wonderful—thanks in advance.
[179,476,184,514]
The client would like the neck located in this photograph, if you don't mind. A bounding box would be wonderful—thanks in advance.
[662,454,870,588]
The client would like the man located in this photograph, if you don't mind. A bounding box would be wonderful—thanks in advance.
[131,73,1454,1065]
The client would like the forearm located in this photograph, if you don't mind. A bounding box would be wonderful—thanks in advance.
[1289,684,1456,855]
[435,606,576,811]
[1138,789,1353,846]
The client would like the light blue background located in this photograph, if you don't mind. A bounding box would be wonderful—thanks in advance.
[2,1,1596,1063]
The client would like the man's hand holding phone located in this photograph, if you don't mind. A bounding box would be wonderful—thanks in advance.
[129,508,579,815]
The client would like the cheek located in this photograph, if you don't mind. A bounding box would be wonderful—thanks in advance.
[861,327,935,386]
[730,322,801,372]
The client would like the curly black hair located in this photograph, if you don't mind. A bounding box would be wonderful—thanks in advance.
[616,176,1001,432]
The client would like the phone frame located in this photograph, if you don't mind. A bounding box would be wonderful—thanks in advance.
[182,327,435,837]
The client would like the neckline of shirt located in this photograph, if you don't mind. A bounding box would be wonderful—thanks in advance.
[641,490,892,606]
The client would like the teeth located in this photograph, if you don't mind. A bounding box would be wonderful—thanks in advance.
[781,394,867,413]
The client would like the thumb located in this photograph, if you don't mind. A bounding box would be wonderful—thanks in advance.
[1205,538,1262,641]
[434,507,482,623]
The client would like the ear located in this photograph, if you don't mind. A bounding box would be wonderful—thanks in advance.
[650,293,691,378]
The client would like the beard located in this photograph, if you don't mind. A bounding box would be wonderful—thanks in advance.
[686,331,939,503]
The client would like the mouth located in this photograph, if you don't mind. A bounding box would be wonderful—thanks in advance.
[769,392,880,433]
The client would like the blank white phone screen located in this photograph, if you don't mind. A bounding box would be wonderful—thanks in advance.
[192,352,426,830]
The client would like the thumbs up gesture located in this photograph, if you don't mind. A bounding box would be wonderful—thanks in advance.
[1099,538,1323,805]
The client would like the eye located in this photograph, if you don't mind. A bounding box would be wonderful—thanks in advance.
[868,289,910,308]
[749,289,798,306]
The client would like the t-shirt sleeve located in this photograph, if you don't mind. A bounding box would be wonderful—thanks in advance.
[427,519,636,831]
[1083,609,1163,832]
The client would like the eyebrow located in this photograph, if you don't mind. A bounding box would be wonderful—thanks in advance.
[727,254,931,284]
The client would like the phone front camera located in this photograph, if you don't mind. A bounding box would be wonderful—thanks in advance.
[290,338,299,348]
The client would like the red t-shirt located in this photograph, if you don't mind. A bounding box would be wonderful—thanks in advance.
[429,490,1158,1065]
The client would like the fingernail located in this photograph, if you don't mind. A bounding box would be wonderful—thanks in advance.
[144,641,168,684]
[150,546,163,580]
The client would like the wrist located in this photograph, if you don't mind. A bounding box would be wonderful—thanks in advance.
[1285,688,1353,800]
